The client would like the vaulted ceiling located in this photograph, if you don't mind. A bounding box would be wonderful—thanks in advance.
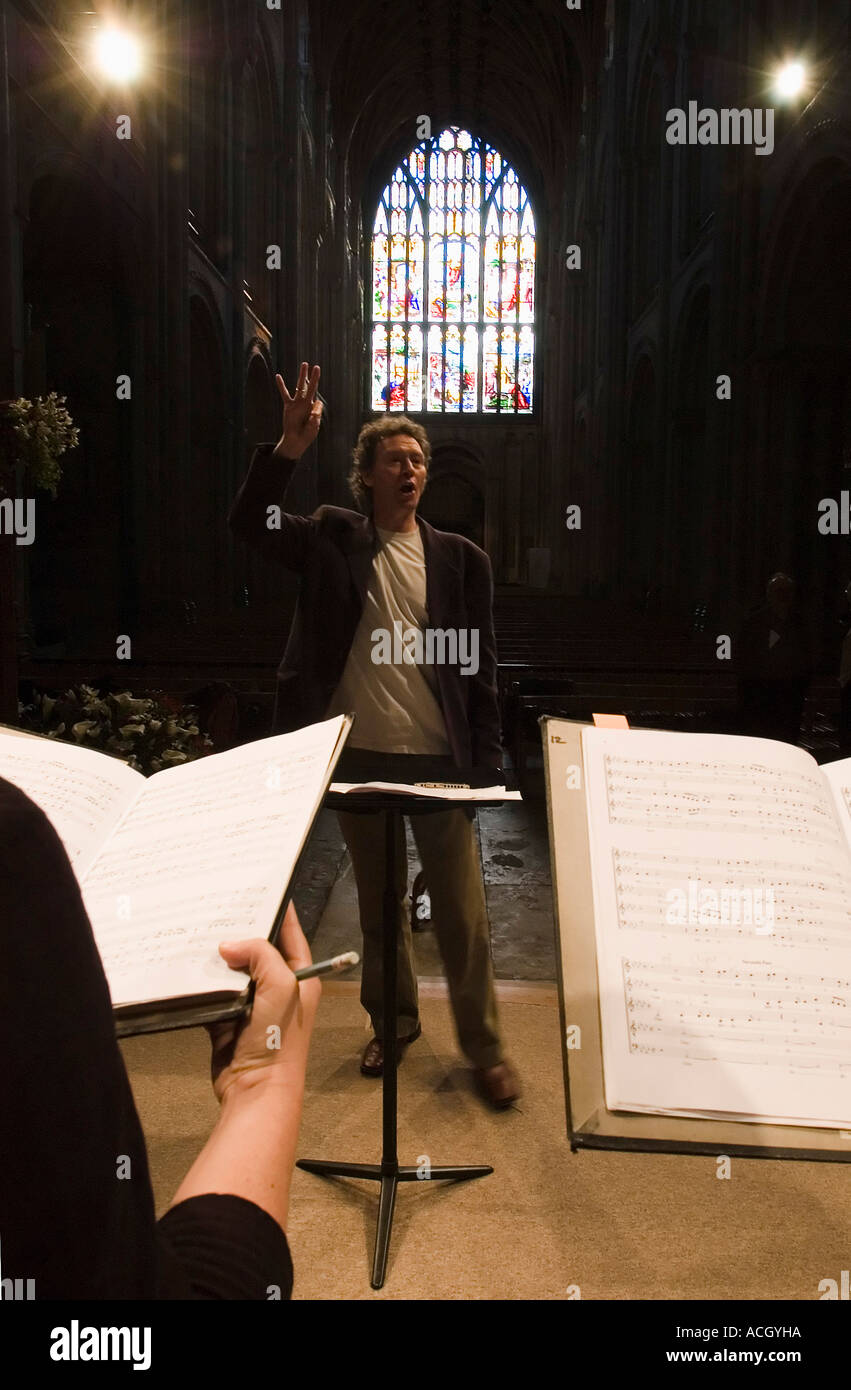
[310,0,598,210]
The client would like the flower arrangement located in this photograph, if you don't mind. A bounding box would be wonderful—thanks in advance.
[0,393,80,498]
[17,685,213,775]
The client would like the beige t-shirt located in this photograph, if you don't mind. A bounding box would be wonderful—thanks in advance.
[326,524,451,754]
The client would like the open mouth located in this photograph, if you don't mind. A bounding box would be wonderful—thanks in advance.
[400,481,416,496]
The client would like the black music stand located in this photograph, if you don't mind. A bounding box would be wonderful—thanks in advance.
[296,781,508,1290]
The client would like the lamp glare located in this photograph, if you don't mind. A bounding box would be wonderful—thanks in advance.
[774,61,806,99]
[93,27,143,82]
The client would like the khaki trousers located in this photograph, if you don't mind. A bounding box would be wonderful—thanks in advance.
[336,806,503,1069]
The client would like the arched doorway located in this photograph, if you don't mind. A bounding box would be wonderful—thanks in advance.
[418,467,485,547]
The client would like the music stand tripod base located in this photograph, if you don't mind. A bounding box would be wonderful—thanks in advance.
[297,795,496,1290]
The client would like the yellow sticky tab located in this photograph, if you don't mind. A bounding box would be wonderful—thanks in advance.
[592,713,630,729]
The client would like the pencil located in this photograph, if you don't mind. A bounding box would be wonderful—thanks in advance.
[294,950,359,982]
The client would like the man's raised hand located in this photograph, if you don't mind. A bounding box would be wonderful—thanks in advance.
[274,363,323,459]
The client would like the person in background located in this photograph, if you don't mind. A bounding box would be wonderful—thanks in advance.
[0,775,319,1298]
[734,573,813,746]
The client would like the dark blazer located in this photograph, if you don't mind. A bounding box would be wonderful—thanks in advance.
[228,443,502,773]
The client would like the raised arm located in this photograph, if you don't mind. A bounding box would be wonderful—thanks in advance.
[274,362,323,459]
[227,362,324,572]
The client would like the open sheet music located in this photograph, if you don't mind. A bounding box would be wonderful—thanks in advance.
[580,727,851,1129]
[0,716,351,1029]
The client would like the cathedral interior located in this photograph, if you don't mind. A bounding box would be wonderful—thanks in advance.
[2,0,851,1306]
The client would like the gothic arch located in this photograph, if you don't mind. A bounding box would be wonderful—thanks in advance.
[626,334,658,389]
[362,121,544,254]
[429,440,485,481]
[340,1,582,211]
[187,271,228,352]
[418,459,485,548]
[244,346,277,456]
[366,126,537,415]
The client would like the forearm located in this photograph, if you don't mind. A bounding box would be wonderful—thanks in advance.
[272,440,302,460]
[227,444,313,567]
[228,444,297,526]
[168,1073,306,1234]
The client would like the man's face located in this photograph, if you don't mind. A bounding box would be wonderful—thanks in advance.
[364,434,428,515]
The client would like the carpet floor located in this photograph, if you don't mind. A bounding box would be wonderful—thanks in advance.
[120,982,851,1301]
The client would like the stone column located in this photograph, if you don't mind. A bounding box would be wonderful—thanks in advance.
[0,8,20,720]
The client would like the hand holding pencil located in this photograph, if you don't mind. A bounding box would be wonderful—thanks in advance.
[207,902,323,1101]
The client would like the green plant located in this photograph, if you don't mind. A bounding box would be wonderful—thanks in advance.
[17,685,213,775]
[0,393,80,498]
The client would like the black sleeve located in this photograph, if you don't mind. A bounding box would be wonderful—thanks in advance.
[156,1195,293,1299]
[227,443,318,571]
[0,776,160,1299]
[0,775,295,1302]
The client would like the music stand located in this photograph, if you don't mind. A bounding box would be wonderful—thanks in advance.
[296,782,508,1290]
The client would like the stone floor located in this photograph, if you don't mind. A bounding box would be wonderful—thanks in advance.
[292,761,557,984]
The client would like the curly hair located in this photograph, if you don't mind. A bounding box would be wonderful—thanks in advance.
[348,416,431,509]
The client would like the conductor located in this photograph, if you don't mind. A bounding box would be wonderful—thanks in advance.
[228,363,520,1109]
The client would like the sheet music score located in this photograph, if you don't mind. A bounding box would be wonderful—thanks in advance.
[0,735,142,873]
[582,727,851,1128]
[0,716,349,1013]
[81,716,348,1007]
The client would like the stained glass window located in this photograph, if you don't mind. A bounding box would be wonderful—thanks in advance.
[370,127,536,414]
